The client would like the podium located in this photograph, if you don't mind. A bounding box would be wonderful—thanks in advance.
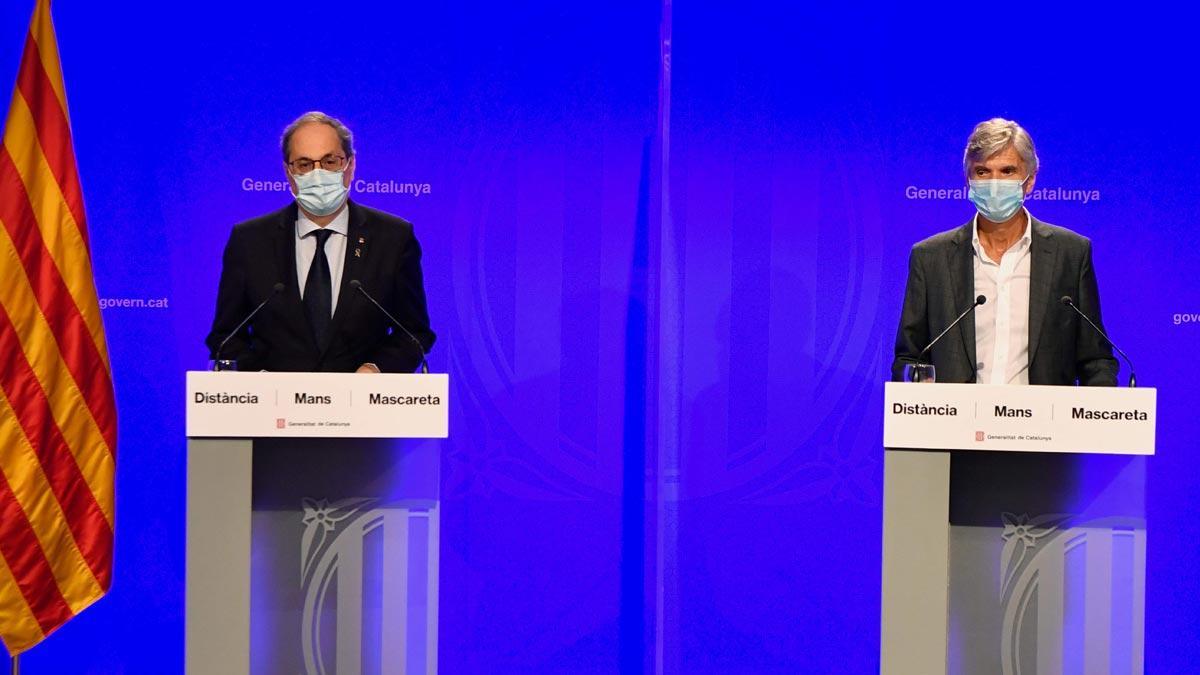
[880,383,1156,675]
[185,371,449,675]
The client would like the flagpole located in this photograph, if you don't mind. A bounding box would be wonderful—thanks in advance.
[11,654,18,675]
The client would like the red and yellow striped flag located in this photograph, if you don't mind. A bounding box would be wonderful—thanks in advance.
[0,0,117,656]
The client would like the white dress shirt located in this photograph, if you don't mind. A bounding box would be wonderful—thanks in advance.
[972,209,1033,385]
[295,207,349,316]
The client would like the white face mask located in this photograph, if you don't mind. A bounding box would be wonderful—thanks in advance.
[292,168,349,217]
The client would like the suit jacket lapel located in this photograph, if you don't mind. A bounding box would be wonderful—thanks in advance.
[947,220,976,374]
[275,203,320,354]
[322,201,368,357]
[1027,217,1058,366]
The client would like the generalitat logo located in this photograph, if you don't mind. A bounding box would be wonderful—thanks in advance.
[976,431,985,442]
[240,177,432,197]
[904,185,1101,204]
[277,418,286,429]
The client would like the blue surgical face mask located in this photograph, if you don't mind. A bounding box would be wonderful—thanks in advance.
[968,177,1028,223]
[292,168,349,217]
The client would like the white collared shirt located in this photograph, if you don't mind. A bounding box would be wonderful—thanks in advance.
[295,207,349,316]
[972,209,1033,385]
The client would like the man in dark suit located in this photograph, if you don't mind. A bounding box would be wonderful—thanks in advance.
[892,118,1117,386]
[206,111,434,373]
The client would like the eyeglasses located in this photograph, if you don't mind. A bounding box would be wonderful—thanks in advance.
[287,154,348,175]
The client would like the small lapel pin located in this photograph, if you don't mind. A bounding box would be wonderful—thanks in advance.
[358,236,365,244]
[355,248,362,258]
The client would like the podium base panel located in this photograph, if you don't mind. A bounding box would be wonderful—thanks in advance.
[880,450,951,675]
[187,438,253,675]
[882,450,1146,675]
[187,437,440,675]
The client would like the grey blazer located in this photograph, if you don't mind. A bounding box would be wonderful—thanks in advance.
[891,217,1119,386]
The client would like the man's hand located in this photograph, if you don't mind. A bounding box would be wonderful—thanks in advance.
[356,363,381,374]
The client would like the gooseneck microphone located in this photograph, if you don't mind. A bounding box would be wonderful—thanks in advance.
[1060,296,1136,387]
[349,279,429,374]
[919,295,987,361]
[213,282,285,369]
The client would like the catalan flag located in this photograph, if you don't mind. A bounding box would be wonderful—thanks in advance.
[0,0,116,656]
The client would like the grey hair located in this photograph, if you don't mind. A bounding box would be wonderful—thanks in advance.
[963,118,1038,177]
[280,111,355,161]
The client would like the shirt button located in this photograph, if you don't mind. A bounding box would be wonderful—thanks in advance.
[977,363,985,370]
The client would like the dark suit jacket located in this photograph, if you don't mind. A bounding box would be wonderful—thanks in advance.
[891,217,1118,386]
[205,201,435,373]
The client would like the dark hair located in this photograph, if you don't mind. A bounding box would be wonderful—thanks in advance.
[280,111,355,161]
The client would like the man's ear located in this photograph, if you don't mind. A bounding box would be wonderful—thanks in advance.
[344,156,356,187]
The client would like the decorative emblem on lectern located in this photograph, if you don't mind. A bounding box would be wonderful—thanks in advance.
[998,513,1146,675]
[300,497,375,579]
[298,497,440,675]
[999,512,1069,596]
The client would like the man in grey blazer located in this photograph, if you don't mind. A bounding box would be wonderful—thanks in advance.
[892,118,1119,386]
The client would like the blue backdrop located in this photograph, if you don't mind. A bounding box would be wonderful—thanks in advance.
[1,1,1197,672]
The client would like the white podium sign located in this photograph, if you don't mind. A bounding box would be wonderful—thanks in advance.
[186,371,448,438]
[883,382,1156,455]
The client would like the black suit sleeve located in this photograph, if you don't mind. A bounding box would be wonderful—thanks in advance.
[1074,241,1119,386]
[891,245,929,381]
[367,230,436,373]
[204,227,259,370]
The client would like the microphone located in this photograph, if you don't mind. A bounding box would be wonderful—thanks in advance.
[1060,296,1136,387]
[919,294,987,362]
[213,282,285,369]
[349,279,429,374]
